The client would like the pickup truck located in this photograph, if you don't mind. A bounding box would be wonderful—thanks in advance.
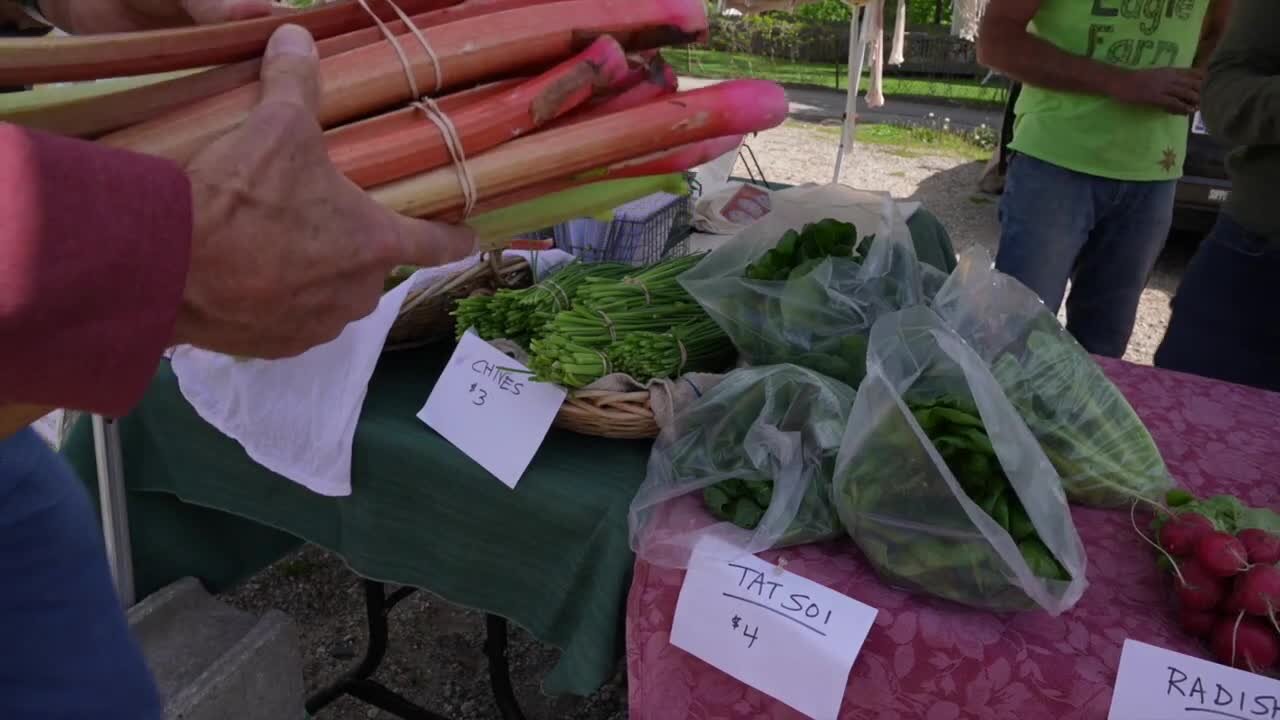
[996,83,1231,237]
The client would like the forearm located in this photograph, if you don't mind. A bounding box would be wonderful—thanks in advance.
[0,124,194,415]
[978,20,1129,99]
[1193,0,1231,69]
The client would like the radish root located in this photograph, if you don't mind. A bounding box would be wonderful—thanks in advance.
[1131,498,1187,587]
[1232,609,1245,668]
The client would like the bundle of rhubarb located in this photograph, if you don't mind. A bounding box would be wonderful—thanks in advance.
[0,0,787,251]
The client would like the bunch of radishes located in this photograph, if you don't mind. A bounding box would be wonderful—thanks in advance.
[1158,510,1280,673]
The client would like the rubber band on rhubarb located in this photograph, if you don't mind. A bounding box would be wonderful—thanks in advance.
[355,0,477,216]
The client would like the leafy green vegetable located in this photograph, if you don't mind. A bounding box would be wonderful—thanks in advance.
[744,220,862,281]
[989,326,1174,508]
[680,366,857,550]
[907,397,1068,583]
[1150,490,1280,537]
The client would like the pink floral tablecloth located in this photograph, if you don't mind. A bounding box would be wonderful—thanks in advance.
[626,359,1280,720]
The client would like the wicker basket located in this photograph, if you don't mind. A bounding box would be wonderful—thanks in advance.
[553,389,659,440]
[385,253,532,351]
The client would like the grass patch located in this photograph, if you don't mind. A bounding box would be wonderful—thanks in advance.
[675,48,1007,109]
[792,120,994,161]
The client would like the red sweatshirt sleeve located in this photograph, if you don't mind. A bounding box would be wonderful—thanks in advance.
[0,123,193,416]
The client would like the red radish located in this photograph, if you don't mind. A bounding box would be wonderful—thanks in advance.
[1159,513,1215,557]
[1229,565,1280,617]
[1238,529,1280,565]
[1178,606,1218,639]
[1196,532,1250,578]
[1211,614,1280,671]
[1175,560,1228,611]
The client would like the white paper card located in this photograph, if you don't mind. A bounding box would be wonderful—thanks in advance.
[418,332,567,488]
[1108,639,1280,720]
[670,535,878,720]
[1193,111,1208,135]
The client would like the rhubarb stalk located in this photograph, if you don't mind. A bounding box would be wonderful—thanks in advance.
[465,174,690,250]
[327,35,626,188]
[99,0,710,164]
[369,80,786,219]
[3,0,566,138]
[0,0,462,85]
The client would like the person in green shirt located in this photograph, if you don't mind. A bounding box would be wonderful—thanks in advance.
[979,0,1230,358]
[1154,0,1280,391]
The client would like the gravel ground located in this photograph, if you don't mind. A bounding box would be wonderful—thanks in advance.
[222,120,1197,719]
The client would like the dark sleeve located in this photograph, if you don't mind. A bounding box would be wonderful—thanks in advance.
[1201,0,1280,146]
[0,123,193,415]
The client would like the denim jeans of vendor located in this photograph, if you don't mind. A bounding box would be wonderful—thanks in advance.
[0,428,163,720]
[1155,214,1280,393]
[995,153,1176,358]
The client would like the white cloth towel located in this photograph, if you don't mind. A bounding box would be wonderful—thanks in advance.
[172,250,574,497]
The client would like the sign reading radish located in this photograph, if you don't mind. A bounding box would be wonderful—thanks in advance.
[1109,640,1280,720]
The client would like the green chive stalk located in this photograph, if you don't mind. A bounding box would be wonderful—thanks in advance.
[609,317,732,380]
[573,253,706,312]
[452,260,632,344]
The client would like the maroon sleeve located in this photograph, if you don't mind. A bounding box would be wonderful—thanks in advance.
[0,123,193,416]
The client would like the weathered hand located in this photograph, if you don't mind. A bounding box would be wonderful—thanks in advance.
[36,0,278,33]
[1109,67,1206,115]
[172,25,477,359]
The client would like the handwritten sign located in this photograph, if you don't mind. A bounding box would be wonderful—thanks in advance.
[418,332,566,488]
[670,535,877,720]
[1108,639,1280,720]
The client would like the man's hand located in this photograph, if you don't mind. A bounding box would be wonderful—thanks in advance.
[172,25,477,359]
[37,0,277,33]
[1108,67,1206,115]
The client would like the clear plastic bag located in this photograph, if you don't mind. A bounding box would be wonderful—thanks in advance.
[679,184,933,389]
[629,364,857,569]
[833,306,1089,614]
[931,248,1175,508]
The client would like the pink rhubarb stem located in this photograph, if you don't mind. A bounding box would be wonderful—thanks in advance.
[328,36,628,188]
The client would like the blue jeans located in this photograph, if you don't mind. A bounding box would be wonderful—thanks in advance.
[996,154,1176,358]
[0,428,162,720]
[1155,214,1280,392]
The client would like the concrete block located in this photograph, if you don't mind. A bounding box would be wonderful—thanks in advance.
[129,578,305,720]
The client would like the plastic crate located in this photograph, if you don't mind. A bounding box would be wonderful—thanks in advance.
[550,191,693,265]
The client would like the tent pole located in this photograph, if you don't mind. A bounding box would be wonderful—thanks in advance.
[833,5,869,184]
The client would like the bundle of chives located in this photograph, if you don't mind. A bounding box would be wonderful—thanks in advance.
[572,252,706,312]
[609,317,731,380]
[452,260,631,344]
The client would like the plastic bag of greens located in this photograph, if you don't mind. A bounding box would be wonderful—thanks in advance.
[930,248,1174,508]
[629,364,857,569]
[833,306,1088,614]
[678,184,933,388]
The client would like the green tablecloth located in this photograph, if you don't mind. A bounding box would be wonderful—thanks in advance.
[62,209,955,697]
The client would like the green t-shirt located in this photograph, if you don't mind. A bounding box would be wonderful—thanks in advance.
[1009,0,1210,182]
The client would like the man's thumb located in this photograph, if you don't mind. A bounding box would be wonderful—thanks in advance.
[258,24,321,117]
[390,215,481,269]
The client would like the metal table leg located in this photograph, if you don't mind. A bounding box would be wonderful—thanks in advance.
[92,415,135,608]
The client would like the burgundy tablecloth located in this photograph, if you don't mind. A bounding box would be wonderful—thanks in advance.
[626,359,1280,720]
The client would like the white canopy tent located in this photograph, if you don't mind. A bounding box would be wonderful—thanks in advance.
[717,0,988,183]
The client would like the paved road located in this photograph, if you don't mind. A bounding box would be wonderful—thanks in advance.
[679,76,1004,131]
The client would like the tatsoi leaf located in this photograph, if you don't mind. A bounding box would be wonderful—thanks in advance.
[732,498,765,529]
[991,492,1011,532]
[1007,499,1036,541]
[1019,538,1069,581]
[704,485,733,521]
